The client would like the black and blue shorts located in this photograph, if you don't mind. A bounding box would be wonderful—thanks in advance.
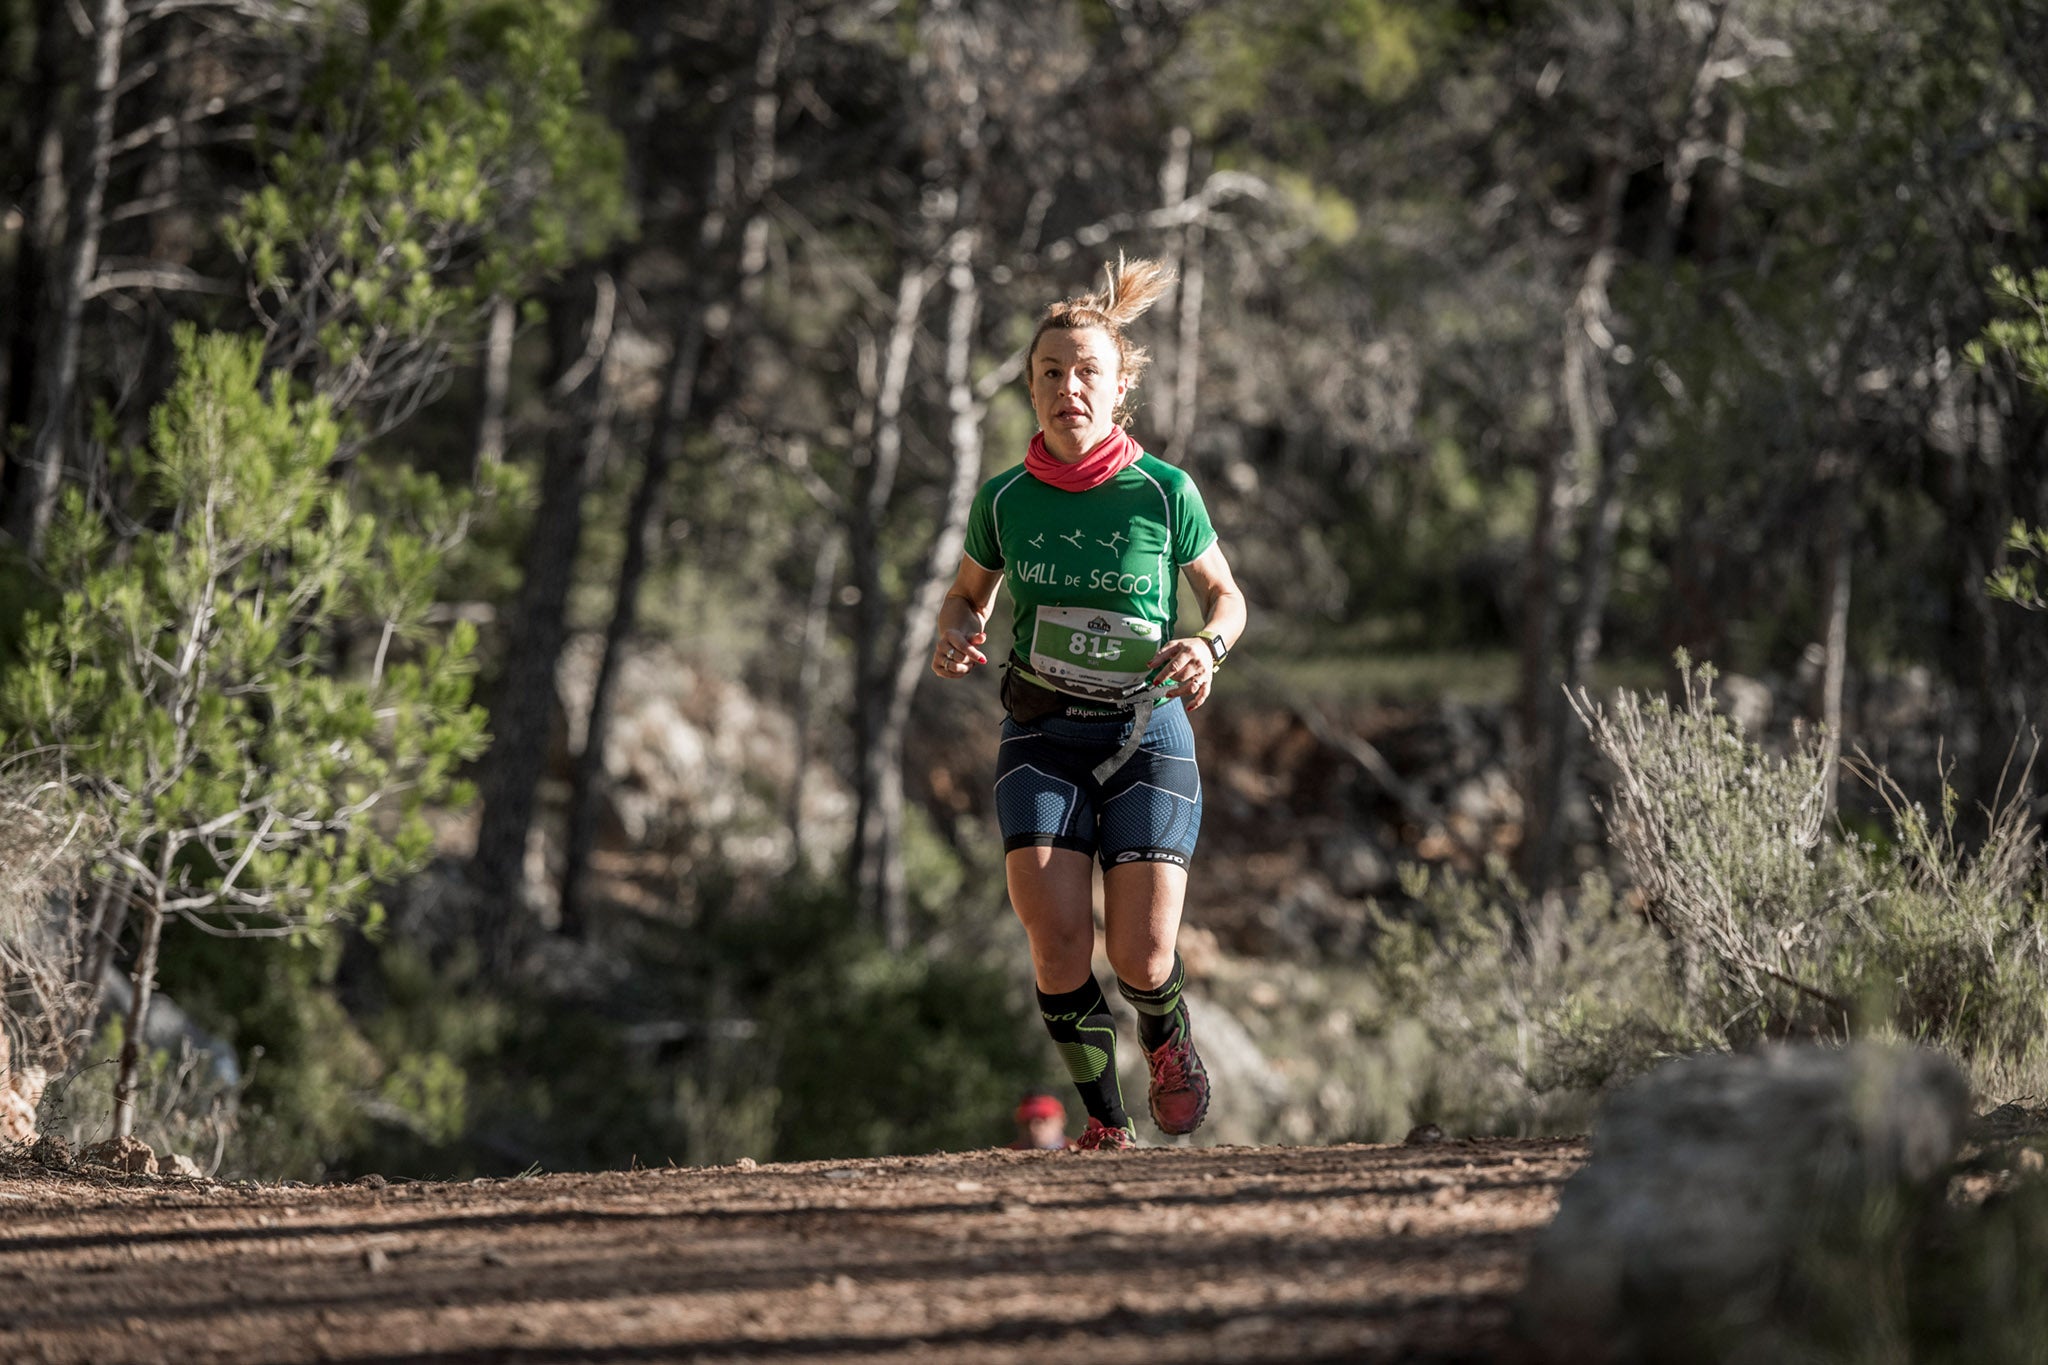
[993,697,1203,869]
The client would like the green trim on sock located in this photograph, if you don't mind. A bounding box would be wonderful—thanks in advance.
[1118,952,1188,1052]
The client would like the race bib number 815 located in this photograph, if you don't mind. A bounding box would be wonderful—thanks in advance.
[1028,606,1161,694]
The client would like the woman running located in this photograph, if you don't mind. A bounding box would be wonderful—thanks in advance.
[931,256,1248,1150]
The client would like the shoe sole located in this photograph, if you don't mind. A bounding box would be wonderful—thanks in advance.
[1152,1090,1208,1135]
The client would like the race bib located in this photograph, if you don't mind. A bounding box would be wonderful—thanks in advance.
[1027,606,1162,695]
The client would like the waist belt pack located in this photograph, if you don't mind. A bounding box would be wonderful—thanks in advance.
[1000,660,1110,725]
[999,657,1168,782]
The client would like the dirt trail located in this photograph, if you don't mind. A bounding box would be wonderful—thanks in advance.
[0,1137,1581,1364]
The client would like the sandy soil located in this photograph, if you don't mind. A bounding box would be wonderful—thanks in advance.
[0,1137,1582,1365]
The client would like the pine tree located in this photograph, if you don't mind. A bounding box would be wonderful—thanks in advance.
[0,327,487,1137]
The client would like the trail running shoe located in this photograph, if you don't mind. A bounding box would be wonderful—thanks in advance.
[1145,1032,1211,1135]
[1072,1118,1136,1151]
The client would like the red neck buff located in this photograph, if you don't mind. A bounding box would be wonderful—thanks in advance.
[1026,426,1141,492]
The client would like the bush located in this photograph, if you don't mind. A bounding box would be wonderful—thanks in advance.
[1342,863,1705,1139]
[38,1018,250,1174]
[1574,657,2048,1097]
[1323,658,2046,1142]
[704,875,1042,1160]
[767,945,1041,1159]
[0,789,95,1078]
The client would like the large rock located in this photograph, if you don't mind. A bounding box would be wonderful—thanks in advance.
[1521,1043,1969,1363]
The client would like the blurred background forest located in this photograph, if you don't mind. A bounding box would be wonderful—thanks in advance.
[0,0,2044,1180]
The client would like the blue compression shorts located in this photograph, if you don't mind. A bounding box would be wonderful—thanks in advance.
[993,697,1203,869]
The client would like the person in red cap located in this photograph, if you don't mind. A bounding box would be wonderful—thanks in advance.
[1009,1091,1073,1150]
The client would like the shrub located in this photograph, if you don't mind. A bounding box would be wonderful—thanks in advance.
[706,875,1042,1160]
[1352,863,1705,1138]
[0,788,95,1080]
[1571,658,1861,1039]
[1574,657,2048,1097]
[0,328,487,1140]
[1324,658,2046,1141]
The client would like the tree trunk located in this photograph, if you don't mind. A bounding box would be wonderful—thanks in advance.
[473,295,517,479]
[79,873,126,1006]
[1814,459,1852,825]
[848,265,931,926]
[1566,410,1638,691]
[5,0,126,558]
[1517,158,1621,896]
[865,233,981,949]
[1170,210,1208,463]
[0,0,71,452]
[111,888,163,1141]
[1537,383,1640,868]
[1517,426,1571,893]
[557,309,705,936]
[1154,126,1191,446]
[469,271,614,971]
[787,529,844,861]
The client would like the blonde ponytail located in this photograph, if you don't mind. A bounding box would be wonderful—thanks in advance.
[1094,253,1177,330]
[1030,254,1178,425]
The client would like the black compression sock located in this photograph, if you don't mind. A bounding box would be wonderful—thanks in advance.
[1117,951,1189,1053]
[1036,978,1129,1130]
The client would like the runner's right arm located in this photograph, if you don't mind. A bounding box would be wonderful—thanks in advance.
[934,555,1002,678]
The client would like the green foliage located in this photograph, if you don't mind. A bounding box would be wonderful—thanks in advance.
[0,326,488,940]
[144,931,382,1178]
[1177,0,1452,141]
[1987,520,2048,613]
[1357,864,1700,1136]
[1573,657,1856,1035]
[1850,756,2048,1094]
[707,878,1041,1161]
[1969,267,2048,611]
[1577,657,2048,1094]
[225,0,628,418]
[340,939,681,1179]
[39,1015,248,1171]
[767,944,1039,1159]
[1334,659,2046,1137]
[1969,266,2048,394]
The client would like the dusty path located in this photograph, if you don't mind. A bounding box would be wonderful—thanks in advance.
[0,1138,1582,1364]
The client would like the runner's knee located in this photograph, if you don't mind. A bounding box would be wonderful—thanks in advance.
[1104,938,1174,991]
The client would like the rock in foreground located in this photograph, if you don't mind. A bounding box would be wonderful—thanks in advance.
[1521,1043,1969,1363]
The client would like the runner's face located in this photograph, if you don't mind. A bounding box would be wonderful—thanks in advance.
[1029,326,1126,460]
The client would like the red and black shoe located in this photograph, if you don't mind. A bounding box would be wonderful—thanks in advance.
[1145,1032,1211,1135]
[1072,1117,1137,1151]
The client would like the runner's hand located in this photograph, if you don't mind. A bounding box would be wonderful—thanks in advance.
[1149,637,1216,710]
[934,628,987,679]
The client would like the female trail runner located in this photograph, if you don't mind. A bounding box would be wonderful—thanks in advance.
[930,256,1248,1150]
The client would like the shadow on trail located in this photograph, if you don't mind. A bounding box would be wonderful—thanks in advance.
[327,1290,1511,1365]
[0,1163,1565,1259]
[0,1222,1533,1333]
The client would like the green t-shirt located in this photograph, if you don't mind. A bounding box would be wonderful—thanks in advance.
[962,453,1218,697]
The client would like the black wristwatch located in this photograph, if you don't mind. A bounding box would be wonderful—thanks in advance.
[1198,628,1230,665]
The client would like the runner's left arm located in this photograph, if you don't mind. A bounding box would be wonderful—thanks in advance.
[934,555,1003,679]
[1153,542,1247,710]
